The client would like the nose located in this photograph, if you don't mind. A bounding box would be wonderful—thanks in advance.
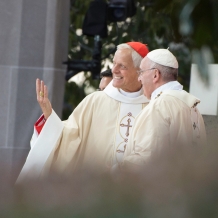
[112,64,119,74]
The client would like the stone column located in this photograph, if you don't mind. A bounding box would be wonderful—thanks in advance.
[0,0,70,182]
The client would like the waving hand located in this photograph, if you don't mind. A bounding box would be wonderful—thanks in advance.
[36,78,52,119]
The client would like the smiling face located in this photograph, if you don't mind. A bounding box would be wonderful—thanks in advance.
[112,48,142,92]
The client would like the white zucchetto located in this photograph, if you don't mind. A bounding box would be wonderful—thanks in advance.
[147,49,178,69]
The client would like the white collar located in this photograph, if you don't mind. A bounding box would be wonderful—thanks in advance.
[151,81,183,100]
[119,88,142,98]
[104,80,149,104]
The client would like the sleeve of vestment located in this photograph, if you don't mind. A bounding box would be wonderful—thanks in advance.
[30,115,46,148]
[16,94,94,183]
[44,94,95,174]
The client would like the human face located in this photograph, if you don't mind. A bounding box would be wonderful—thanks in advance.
[138,57,157,99]
[99,77,113,91]
[112,48,142,92]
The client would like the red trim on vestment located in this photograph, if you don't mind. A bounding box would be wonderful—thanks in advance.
[34,114,46,134]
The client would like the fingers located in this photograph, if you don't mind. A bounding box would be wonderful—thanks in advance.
[36,79,52,119]
[40,80,44,97]
[44,85,48,99]
[36,79,47,100]
[36,78,41,98]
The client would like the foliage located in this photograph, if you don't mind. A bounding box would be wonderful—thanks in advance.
[63,0,218,118]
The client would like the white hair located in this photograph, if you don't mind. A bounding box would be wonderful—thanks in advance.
[151,62,178,81]
[117,43,143,68]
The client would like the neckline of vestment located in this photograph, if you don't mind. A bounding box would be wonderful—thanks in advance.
[103,81,149,104]
[119,88,142,98]
[151,81,183,100]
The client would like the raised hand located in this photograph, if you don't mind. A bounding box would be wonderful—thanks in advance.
[36,78,52,119]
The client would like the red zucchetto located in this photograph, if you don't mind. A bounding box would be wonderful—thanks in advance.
[127,42,149,58]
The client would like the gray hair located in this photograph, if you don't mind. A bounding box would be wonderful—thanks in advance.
[150,62,178,81]
[117,43,143,68]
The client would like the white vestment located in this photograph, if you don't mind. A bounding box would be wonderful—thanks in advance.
[123,81,207,166]
[17,81,149,183]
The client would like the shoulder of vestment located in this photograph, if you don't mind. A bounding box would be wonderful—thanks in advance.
[161,90,200,108]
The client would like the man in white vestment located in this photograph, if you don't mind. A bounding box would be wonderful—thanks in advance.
[122,49,207,167]
[17,42,150,183]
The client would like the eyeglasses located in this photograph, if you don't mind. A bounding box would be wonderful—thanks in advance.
[137,68,156,76]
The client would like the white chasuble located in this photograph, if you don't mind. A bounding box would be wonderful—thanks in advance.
[17,81,149,183]
[163,90,203,145]
[123,86,207,167]
[112,103,143,165]
[103,82,148,166]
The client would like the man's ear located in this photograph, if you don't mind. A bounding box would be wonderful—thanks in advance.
[153,69,160,83]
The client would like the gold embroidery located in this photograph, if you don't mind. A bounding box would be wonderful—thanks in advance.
[120,118,132,137]
[155,91,163,99]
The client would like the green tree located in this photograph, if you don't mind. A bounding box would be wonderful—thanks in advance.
[63,0,218,118]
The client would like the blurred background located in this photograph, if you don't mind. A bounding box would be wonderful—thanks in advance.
[63,0,218,118]
[0,0,218,216]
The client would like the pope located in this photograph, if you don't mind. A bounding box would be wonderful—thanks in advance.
[122,49,207,167]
